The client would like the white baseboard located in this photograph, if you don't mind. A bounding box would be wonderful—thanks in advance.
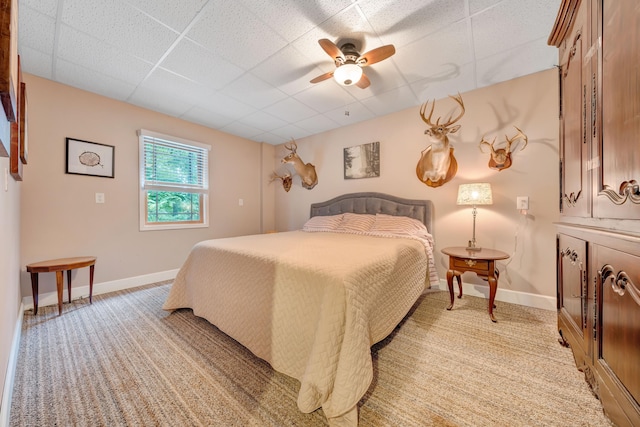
[21,269,179,311]
[0,302,24,427]
[432,278,557,311]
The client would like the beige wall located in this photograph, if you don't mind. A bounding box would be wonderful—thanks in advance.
[0,117,22,413]
[19,74,265,298]
[273,69,559,301]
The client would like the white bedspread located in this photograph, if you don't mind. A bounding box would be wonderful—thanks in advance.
[163,231,430,425]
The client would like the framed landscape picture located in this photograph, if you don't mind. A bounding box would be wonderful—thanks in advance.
[66,138,115,178]
[344,141,380,179]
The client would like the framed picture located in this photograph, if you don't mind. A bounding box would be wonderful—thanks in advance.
[19,81,27,164]
[344,141,380,179]
[9,55,21,180]
[66,138,115,178]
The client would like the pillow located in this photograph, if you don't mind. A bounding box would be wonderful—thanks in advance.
[371,213,428,235]
[302,214,343,232]
[336,213,375,233]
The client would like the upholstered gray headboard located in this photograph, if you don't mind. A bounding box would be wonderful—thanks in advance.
[309,192,434,234]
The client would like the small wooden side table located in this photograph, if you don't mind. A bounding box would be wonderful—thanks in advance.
[441,247,509,322]
[26,256,96,315]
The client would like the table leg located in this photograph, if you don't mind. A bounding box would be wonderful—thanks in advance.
[487,275,498,323]
[66,269,72,303]
[89,264,95,304]
[55,270,64,316]
[446,270,462,310]
[30,273,39,315]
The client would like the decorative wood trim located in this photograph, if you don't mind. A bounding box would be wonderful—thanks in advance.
[0,0,18,123]
[598,181,640,206]
[548,0,583,47]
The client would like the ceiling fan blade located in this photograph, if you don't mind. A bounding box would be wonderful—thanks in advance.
[318,39,344,61]
[356,72,370,89]
[359,44,396,66]
[310,71,334,84]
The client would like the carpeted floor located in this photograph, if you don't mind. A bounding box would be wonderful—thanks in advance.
[10,282,613,426]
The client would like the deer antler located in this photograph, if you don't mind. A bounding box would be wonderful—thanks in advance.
[479,136,497,153]
[419,93,465,127]
[504,126,528,152]
[284,138,297,153]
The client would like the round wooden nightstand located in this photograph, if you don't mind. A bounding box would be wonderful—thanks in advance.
[440,247,509,322]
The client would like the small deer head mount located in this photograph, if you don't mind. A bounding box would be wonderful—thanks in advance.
[270,170,292,192]
[281,139,318,190]
[479,126,528,171]
[416,93,465,188]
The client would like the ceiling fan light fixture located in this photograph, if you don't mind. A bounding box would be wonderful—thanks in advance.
[333,63,363,86]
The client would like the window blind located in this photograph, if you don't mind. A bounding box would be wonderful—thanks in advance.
[138,130,210,194]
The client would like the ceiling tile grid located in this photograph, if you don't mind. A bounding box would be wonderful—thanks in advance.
[17,0,561,145]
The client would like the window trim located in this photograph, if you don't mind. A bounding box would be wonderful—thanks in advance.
[138,129,211,231]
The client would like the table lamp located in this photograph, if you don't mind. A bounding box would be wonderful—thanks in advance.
[457,183,493,251]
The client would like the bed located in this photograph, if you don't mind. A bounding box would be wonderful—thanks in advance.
[163,192,437,426]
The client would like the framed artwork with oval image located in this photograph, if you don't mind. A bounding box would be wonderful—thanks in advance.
[65,137,115,178]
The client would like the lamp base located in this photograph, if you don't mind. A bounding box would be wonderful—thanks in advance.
[466,240,482,251]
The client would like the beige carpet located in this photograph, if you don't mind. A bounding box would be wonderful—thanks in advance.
[10,282,612,426]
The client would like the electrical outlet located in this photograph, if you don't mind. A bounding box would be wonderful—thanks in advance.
[95,193,105,203]
[238,198,244,207]
[516,196,529,210]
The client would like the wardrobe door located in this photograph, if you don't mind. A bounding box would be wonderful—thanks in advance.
[595,243,640,426]
[594,0,640,219]
[558,1,591,217]
[557,233,590,363]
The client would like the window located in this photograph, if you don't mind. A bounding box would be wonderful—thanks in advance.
[138,129,210,231]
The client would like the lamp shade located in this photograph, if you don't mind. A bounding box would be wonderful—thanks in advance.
[457,183,493,206]
[333,63,363,86]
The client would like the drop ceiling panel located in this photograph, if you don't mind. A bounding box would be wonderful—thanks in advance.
[260,123,311,141]
[250,45,325,96]
[262,97,319,123]
[472,0,559,60]
[18,6,56,54]
[409,62,477,103]
[294,114,340,135]
[324,101,375,127]
[194,91,257,120]
[129,85,194,118]
[293,83,358,114]
[58,25,153,85]
[180,106,235,130]
[61,0,179,63]
[186,1,288,70]
[392,21,473,84]
[475,38,558,88]
[56,60,137,101]
[18,0,562,144]
[160,39,245,90]
[237,0,353,43]
[358,0,467,48]
[19,46,53,79]
[220,121,265,140]
[220,73,288,110]
[22,0,58,17]
[122,0,209,33]
[239,110,289,132]
[360,85,419,116]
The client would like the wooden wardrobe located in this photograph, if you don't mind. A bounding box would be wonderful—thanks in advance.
[548,1,639,426]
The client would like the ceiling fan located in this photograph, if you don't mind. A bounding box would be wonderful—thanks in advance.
[309,39,396,89]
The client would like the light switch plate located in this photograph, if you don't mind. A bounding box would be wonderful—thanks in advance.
[516,196,529,210]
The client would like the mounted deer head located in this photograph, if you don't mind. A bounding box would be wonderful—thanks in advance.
[479,126,528,171]
[416,93,465,187]
[281,139,318,190]
[270,170,292,192]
